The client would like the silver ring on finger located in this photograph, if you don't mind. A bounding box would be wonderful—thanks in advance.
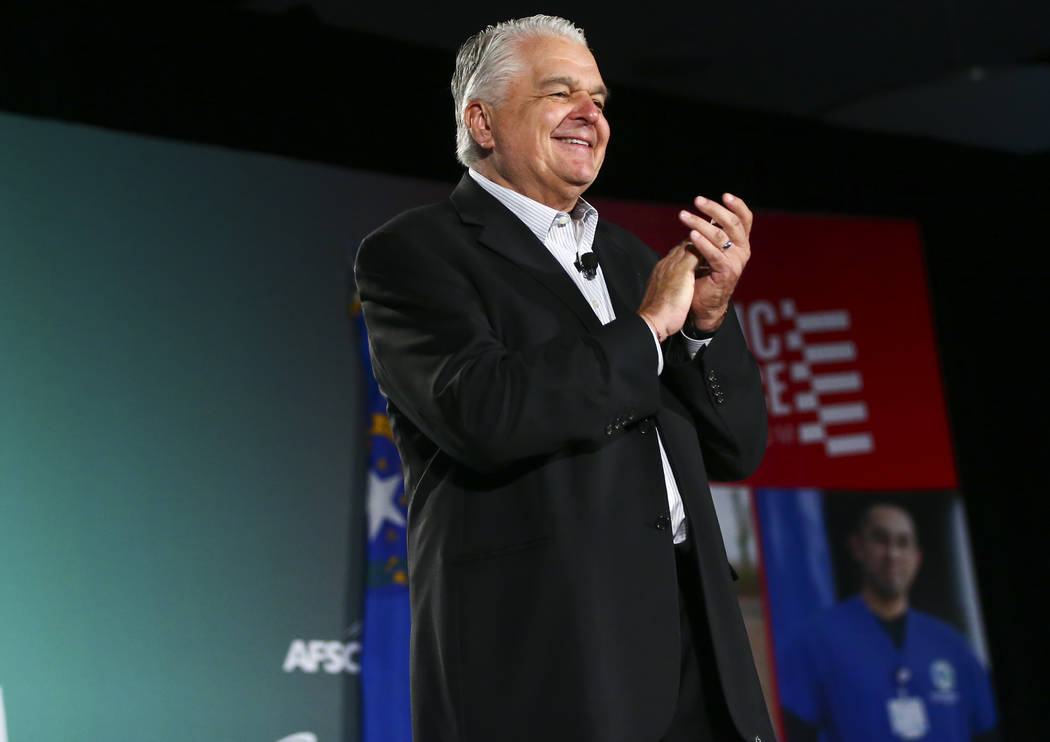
[721,239,733,251]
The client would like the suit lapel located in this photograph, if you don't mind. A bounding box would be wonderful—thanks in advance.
[450,174,602,331]
[593,224,642,320]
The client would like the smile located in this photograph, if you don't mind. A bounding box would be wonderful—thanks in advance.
[554,137,592,147]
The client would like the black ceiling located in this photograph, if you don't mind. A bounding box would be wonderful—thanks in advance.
[244,0,1050,154]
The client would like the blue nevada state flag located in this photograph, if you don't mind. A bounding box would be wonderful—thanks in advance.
[356,303,412,742]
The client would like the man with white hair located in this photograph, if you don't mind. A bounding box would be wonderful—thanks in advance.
[356,15,773,742]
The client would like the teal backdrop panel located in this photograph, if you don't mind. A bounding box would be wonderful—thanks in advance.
[0,111,448,741]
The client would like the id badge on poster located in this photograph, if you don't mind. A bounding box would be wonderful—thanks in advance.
[887,695,929,740]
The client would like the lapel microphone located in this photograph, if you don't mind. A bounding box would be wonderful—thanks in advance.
[575,251,599,280]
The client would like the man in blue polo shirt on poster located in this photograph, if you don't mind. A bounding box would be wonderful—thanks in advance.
[780,502,998,742]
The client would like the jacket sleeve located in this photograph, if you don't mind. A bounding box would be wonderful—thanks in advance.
[354,227,663,474]
[617,230,768,482]
[661,306,768,482]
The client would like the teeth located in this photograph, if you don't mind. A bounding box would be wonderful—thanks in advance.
[558,138,590,146]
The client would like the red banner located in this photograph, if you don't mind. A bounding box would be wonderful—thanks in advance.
[593,199,956,490]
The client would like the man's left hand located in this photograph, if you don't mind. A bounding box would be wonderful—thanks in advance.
[677,193,754,332]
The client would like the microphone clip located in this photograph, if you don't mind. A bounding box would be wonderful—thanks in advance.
[575,252,599,280]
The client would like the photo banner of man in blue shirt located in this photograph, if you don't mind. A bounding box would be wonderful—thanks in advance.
[771,499,998,742]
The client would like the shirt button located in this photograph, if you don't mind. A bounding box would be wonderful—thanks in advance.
[555,214,569,227]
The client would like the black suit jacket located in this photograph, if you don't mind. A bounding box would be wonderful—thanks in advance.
[355,173,775,742]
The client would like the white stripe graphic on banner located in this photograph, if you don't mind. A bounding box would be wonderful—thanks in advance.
[812,371,862,394]
[794,392,819,411]
[740,298,876,458]
[798,423,826,442]
[790,362,812,381]
[790,305,875,457]
[826,433,875,456]
[796,310,850,332]
[818,402,868,425]
[804,341,857,363]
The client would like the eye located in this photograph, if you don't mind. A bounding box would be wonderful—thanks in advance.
[550,91,569,99]
[593,99,605,111]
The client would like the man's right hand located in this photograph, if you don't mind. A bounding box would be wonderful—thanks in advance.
[637,243,701,342]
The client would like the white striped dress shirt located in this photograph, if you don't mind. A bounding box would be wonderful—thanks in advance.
[469,169,707,544]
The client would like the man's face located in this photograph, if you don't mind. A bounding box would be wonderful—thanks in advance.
[850,505,922,600]
[476,35,610,210]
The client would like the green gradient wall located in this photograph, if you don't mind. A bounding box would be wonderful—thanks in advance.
[0,112,448,741]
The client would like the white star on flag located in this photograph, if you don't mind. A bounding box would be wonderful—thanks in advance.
[367,469,406,541]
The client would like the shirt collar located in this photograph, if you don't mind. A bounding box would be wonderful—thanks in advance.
[468,168,598,243]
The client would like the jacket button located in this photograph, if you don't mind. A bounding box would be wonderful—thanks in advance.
[654,515,670,531]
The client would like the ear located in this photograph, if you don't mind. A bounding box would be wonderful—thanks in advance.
[465,101,495,152]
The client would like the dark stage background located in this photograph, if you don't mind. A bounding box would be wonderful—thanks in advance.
[3,5,1045,739]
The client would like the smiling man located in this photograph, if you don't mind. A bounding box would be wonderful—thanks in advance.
[355,15,773,742]
[462,33,610,211]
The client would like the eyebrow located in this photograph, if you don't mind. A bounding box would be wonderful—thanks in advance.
[539,75,611,101]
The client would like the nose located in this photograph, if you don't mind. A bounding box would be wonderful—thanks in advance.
[571,94,602,123]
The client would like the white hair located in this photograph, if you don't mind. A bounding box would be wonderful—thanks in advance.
[451,15,589,167]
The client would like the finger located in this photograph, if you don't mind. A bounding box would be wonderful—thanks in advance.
[722,193,753,236]
[685,229,736,274]
[654,243,696,284]
[679,210,734,252]
[660,242,689,270]
[675,242,701,271]
[690,196,748,242]
[680,207,751,263]
[681,215,750,266]
[669,240,703,267]
[672,239,709,274]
